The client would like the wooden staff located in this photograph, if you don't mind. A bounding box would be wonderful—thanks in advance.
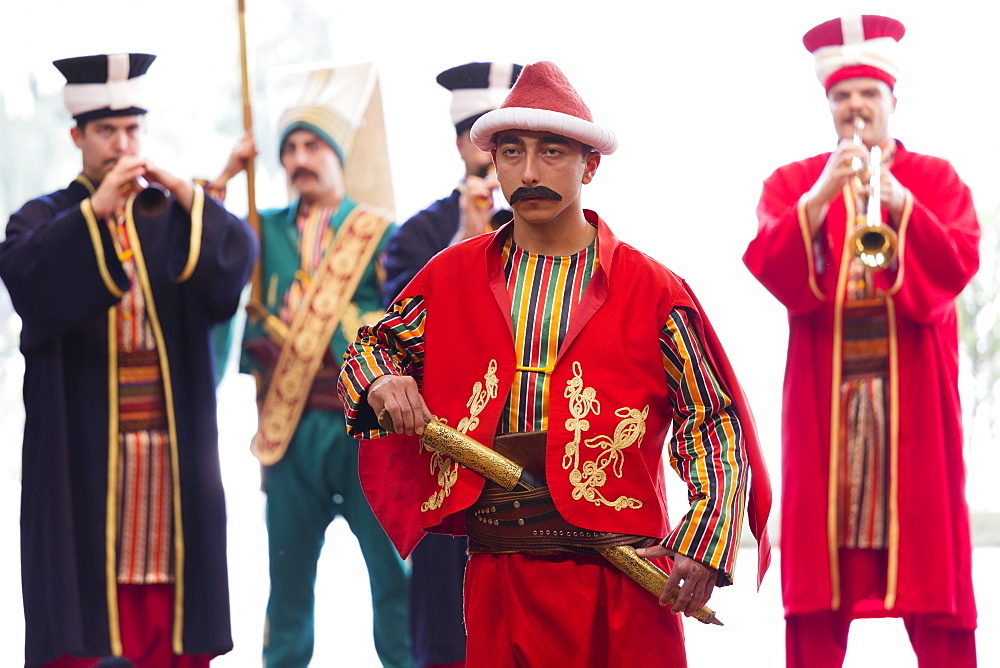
[237,0,263,305]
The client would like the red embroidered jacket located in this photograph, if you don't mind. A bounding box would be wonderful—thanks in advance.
[342,212,771,586]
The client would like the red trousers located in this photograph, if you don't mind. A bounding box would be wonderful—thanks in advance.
[44,584,212,668]
[464,551,687,667]
[786,549,976,668]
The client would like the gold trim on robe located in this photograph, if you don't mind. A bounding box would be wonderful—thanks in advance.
[826,183,903,613]
[105,310,123,656]
[884,192,914,296]
[123,211,187,654]
[884,296,901,609]
[825,184,858,611]
[797,195,826,302]
[174,184,205,283]
[82,199,126,299]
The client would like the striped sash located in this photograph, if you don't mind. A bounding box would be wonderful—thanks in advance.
[841,299,888,381]
[838,290,890,548]
[118,337,167,431]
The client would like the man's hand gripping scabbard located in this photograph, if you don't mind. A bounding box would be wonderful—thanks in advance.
[379,414,724,626]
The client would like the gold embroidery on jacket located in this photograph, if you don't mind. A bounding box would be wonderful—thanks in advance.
[562,361,644,510]
[421,359,498,512]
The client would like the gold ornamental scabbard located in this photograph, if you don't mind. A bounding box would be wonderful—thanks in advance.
[595,544,722,626]
[418,419,543,492]
[383,415,723,626]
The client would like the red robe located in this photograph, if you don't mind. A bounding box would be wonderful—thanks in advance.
[744,141,979,625]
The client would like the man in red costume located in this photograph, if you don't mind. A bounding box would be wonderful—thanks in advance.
[340,61,771,666]
[744,15,980,667]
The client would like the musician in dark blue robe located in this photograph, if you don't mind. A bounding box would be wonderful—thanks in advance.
[0,53,257,667]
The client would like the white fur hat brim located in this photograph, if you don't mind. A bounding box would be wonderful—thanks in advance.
[470,107,617,154]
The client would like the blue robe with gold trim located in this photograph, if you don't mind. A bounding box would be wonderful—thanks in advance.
[0,176,257,666]
[382,190,461,302]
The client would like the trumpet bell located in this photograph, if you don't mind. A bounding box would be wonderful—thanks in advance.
[121,175,169,217]
[851,222,898,269]
[848,121,896,270]
[134,184,169,217]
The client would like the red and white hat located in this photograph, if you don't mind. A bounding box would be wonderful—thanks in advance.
[803,15,905,92]
[469,61,617,154]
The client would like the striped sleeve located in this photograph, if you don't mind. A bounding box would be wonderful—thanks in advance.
[338,294,427,438]
[659,306,749,586]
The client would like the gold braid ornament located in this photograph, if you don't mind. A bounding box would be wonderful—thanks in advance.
[378,415,723,626]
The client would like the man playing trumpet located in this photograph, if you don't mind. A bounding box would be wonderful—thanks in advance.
[744,15,980,667]
[340,61,771,667]
[0,52,258,666]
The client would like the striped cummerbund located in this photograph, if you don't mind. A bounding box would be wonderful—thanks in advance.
[118,349,168,432]
[842,299,888,381]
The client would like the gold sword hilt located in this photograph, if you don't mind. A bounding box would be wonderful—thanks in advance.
[375,413,724,626]
[595,544,723,625]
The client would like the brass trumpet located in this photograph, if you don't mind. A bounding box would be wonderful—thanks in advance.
[848,118,897,269]
[121,175,169,217]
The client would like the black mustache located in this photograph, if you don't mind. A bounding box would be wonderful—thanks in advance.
[509,186,563,204]
[292,168,319,181]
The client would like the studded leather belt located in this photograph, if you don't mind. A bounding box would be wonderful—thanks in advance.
[465,431,653,554]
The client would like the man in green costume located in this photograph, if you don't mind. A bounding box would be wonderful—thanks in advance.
[215,61,411,668]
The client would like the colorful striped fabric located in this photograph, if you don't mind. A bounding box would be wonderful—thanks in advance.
[838,377,889,548]
[501,237,595,432]
[660,309,747,575]
[110,217,174,585]
[112,217,155,354]
[281,202,335,324]
[837,261,890,548]
[338,295,427,411]
[342,236,747,573]
[117,429,174,584]
[118,349,166,432]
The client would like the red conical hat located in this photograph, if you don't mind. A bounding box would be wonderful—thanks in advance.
[470,61,617,154]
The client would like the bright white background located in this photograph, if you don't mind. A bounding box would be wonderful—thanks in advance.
[0,0,997,665]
